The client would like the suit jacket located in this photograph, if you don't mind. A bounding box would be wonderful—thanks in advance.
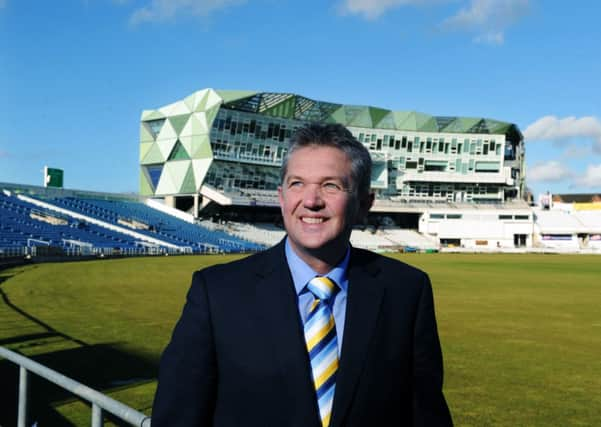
[152,240,452,426]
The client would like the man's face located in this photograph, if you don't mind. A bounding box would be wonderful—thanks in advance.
[278,145,370,263]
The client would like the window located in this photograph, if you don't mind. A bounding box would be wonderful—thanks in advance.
[168,141,190,161]
[146,119,165,136]
[440,238,461,247]
[515,215,529,220]
[425,160,447,172]
[430,213,444,219]
[542,234,572,241]
[406,161,418,169]
[146,165,163,188]
[446,214,462,219]
[475,161,500,173]
[498,214,512,220]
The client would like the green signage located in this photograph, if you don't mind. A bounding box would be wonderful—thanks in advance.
[44,167,64,188]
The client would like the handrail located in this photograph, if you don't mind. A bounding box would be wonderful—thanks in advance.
[26,238,50,247]
[0,346,151,427]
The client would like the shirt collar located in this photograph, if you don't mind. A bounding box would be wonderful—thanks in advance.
[284,237,349,296]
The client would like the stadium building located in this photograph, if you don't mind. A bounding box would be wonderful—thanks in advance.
[139,88,534,249]
[3,89,601,257]
[140,89,525,206]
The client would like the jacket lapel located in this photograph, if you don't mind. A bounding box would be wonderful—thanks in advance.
[330,249,384,427]
[250,241,322,426]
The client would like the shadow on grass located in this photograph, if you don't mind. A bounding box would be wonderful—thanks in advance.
[0,271,14,284]
[0,270,156,425]
[0,279,87,347]
[0,343,157,426]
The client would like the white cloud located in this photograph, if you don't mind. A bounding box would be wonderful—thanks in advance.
[563,145,590,159]
[340,0,528,44]
[574,164,601,189]
[523,115,601,153]
[528,161,572,183]
[130,0,246,25]
[442,0,530,45]
[338,0,441,20]
[529,160,601,190]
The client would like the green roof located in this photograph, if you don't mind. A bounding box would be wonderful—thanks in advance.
[218,90,522,139]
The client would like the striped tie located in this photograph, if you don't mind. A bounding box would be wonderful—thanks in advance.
[304,276,339,427]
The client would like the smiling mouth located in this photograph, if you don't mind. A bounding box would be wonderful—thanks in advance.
[301,217,324,224]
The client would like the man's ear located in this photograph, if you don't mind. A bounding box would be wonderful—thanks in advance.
[277,186,285,212]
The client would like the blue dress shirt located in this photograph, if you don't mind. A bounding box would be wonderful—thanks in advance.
[284,238,349,355]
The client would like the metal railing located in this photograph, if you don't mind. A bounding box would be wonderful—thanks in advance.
[0,346,151,427]
[0,244,195,259]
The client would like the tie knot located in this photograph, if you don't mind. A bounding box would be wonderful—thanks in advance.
[307,276,338,302]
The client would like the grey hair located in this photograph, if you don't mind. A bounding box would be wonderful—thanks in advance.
[280,123,372,198]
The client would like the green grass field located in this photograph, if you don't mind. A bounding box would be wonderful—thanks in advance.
[1,253,600,426]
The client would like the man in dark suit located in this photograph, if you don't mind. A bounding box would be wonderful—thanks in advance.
[152,123,452,426]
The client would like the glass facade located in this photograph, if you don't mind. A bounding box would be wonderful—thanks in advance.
[140,88,525,205]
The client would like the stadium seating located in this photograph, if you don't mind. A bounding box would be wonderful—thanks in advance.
[221,221,286,246]
[349,229,398,251]
[45,196,265,253]
[572,210,601,232]
[0,190,265,256]
[379,228,439,250]
[534,209,586,233]
[0,191,146,255]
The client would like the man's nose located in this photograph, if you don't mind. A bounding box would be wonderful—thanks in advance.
[302,184,325,209]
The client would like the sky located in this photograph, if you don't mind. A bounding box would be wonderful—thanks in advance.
[0,0,600,199]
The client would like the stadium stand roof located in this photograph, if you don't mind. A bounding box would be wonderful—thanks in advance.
[214,90,523,139]
[552,193,601,203]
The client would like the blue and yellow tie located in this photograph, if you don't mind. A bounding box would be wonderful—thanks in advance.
[304,276,339,427]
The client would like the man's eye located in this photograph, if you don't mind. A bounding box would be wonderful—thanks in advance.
[322,182,342,193]
[289,181,303,189]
